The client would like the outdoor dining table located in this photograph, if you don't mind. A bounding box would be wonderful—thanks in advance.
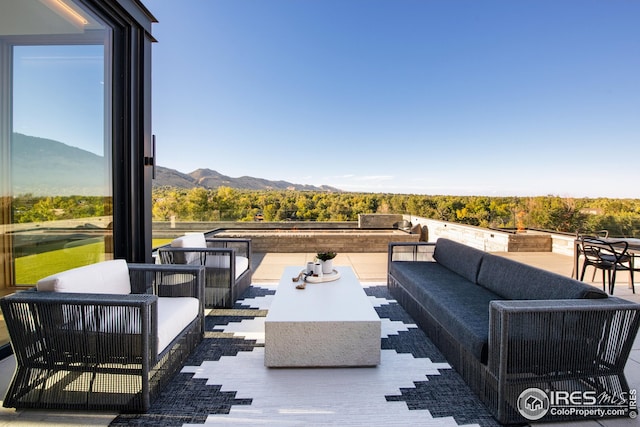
[572,237,640,283]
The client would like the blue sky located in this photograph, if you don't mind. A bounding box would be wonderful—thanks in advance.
[145,0,639,198]
[14,44,105,155]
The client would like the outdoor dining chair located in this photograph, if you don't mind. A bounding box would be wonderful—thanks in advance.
[579,237,635,295]
[574,230,609,281]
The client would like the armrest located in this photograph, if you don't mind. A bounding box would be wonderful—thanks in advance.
[388,241,436,265]
[487,299,640,376]
[1,291,158,365]
[128,263,204,301]
[205,237,252,261]
[158,246,236,265]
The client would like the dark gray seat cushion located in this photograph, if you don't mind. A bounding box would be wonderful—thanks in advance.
[390,261,503,362]
[477,253,608,300]
[433,238,485,284]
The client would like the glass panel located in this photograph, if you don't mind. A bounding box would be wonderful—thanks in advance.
[0,0,112,349]
[11,44,113,285]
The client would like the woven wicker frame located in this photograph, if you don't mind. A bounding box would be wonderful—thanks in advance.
[388,242,640,424]
[0,263,205,412]
[158,238,252,308]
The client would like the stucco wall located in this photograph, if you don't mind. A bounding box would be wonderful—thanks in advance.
[405,216,570,254]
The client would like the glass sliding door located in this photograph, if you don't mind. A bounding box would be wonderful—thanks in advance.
[0,0,113,350]
[11,42,113,285]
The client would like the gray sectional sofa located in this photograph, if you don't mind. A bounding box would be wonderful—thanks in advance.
[388,238,640,424]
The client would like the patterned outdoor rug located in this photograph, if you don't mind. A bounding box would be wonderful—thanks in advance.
[111,284,501,427]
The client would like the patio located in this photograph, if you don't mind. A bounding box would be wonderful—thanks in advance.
[0,251,638,426]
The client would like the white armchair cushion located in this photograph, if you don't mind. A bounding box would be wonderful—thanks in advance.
[170,233,207,264]
[235,256,249,278]
[36,260,199,356]
[205,255,249,279]
[59,296,199,356]
[157,297,200,354]
[171,233,207,249]
[37,259,131,295]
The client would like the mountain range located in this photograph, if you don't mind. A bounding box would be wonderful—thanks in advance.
[11,133,107,196]
[10,133,340,195]
[154,166,340,192]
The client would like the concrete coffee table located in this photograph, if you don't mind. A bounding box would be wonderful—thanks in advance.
[264,266,381,368]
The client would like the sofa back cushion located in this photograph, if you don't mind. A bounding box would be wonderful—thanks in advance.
[171,233,207,264]
[433,238,485,283]
[37,259,131,294]
[477,253,608,300]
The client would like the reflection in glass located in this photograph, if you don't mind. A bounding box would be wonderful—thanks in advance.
[0,0,115,351]
[10,43,112,286]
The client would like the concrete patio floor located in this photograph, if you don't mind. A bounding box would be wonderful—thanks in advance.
[0,251,638,426]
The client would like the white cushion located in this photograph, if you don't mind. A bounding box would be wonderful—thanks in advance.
[37,259,131,294]
[171,233,207,249]
[171,233,207,264]
[205,255,249,280]
[235,256,249,279]
[59,296,199,356]
[157,297,200,354]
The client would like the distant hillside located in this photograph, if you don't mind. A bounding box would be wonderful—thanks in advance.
[11,133,107,196]
[10,133,340,194]
[153,166,197,188]
[154,166,341,192]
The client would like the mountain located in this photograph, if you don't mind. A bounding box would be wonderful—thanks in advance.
[11,133,107,196]
[154,166,340,192]
[153,165,198,188]
[10,133,340,194]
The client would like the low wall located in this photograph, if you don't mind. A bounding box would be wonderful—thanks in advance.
[358,214,404,229]
[153,217,419,252]
[549,234,575,256]
[152,215,575,255]
[408,216,511,251]
[214,229,419,253]
[406,216,560,253]
[152,221,357,239]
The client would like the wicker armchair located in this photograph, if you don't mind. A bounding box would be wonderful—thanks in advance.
[157,233,252,308]
[0,261,205,412]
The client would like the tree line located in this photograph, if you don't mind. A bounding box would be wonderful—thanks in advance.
[11,188,640,237]
[151,187,640,237]
[11,194,110,223]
